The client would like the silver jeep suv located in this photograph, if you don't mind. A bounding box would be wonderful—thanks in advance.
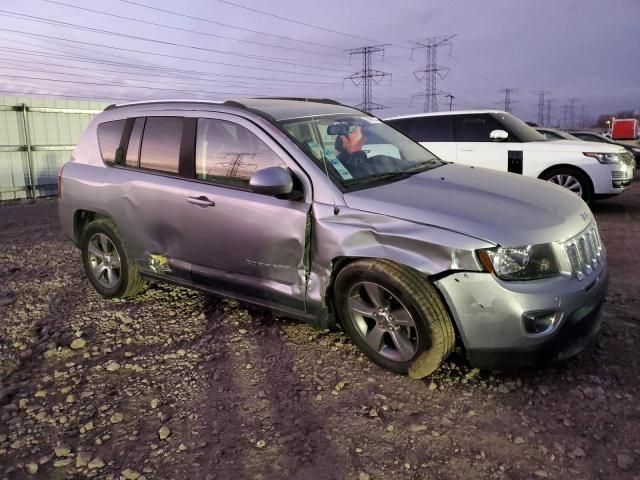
[58,98,608,377]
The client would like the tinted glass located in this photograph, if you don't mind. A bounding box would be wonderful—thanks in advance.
[139,117,183,174]
[196,118,285,188]
[97,120,126,164]
[491,112,546,142]
[453,114,505,142]
[574,133,607,143]
[125,118,145,168]
[387,118,414,137]
[409,116,452,142]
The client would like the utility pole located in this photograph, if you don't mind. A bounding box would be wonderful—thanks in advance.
[562,105,569,128]
[535,90,550,126]
[501,88,515,113]
[345,45,391,112]
[445,94,455,111]
[219,153,257,178]
[409,34,457,112]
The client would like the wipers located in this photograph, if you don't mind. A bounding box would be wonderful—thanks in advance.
[344,171,409,187]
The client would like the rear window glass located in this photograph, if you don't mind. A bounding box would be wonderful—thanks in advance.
[97,120,126,164]
[139,117,183,174]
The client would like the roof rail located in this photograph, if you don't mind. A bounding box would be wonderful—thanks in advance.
[103,99,224,111]
[245,97,344,106]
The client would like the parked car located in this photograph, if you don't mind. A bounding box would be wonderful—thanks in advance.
[569,130,640,163]
[536,127,581,141]
[59,98,608,377]
[385,110,635,203]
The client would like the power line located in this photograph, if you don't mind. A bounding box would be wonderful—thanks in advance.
[211,0,381,44]
[0,27,344,79]
[409,34,456,112]
[0,10,351,72]
[41,0,346,59]
[113,0,343,51]
[345,45,392,112]
[0,44,343,87]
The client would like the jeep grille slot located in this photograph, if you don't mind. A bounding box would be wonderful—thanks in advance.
[562,223,603,280]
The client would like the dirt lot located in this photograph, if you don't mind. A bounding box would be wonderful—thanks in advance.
[1,186,639,480]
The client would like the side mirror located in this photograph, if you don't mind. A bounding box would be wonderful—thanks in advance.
[489,129,509,142]
[249,166,293,196]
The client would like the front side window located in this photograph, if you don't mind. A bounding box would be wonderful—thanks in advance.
[278,114,442,190]
[139,117,183,174]
[453,115,505,142]
[196,118,285,188]
[97,119,126,164]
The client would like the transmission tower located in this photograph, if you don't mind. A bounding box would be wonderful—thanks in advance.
[535,90,550,126]
[409,34,457,112]
[567,98,578,128]
[218,152,257,178]
[345,45,391,112]
[501,88,516,113]
[545,98,554,127]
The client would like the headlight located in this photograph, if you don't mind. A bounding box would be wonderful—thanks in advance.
[477,244,560,281]
[583,152,624,164]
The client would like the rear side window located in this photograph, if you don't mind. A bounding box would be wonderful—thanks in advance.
[387,118,415,137]
[454,114,505,142]
[195,118,285,188]
[409,116,453,142]
[97,120,126,164]
[140,117,183,174]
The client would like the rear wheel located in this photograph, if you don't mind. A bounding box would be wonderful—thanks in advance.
[541,167,593,203]
[81,218,146,298]
[334,259,455,378]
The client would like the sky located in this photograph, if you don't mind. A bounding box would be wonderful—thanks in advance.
[0,0,638,125]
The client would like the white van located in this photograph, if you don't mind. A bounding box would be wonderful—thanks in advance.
[386,110,635,203]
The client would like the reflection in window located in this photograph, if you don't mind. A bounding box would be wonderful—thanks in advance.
[97,120,126,164]
[196,118,285,187]
[140,117,183,173]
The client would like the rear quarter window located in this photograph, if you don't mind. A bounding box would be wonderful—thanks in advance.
[97,119,126,164]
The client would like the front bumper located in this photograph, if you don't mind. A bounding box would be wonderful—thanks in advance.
[434,262,608,370]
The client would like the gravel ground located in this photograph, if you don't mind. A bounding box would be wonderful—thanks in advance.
[0,187,639,480]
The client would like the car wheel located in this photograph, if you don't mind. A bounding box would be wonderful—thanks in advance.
[81,218,147,298]
[541,167,593,204]
[334,259,455,378]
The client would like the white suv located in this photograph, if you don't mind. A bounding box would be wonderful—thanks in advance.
[386,110,635,203]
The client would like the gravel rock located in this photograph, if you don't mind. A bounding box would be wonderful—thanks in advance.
[105,361,120,372]
[54,445,71,457]
[256,440,267,449]
[122,468,141,479]
[76,451,92,467]
[159,426,171,440]
[53,458,73,467]
[88,458,105,469]
[26,462,38,474]
[70,338,86,350]
[110,412,124,424]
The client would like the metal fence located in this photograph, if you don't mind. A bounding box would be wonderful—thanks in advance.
[0,96,108,201]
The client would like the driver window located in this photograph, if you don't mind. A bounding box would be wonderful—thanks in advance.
[454,115,505,142]
[196,118,286,188]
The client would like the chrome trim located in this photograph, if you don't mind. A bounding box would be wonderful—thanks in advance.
[561,222,603,280]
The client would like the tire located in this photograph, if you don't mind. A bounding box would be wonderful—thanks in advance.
[334,259,455,378]
[540,167,593,204]
[81,218,147,298]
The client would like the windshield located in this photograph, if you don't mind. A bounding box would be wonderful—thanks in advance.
[492,112,547,142]
[277,113,443,189]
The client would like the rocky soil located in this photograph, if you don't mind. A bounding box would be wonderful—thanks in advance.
[1,187,639,480]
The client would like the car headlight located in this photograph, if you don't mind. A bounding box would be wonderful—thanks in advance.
[583,152,625,164]
[477,244,560,281]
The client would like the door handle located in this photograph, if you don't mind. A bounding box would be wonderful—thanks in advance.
[187,196,216,207]
[461,148,474,152]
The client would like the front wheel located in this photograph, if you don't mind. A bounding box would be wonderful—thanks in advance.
[81,218,147,298]
[334,259,455,378]
[540,167,593,204]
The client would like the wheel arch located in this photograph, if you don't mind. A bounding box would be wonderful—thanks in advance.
[537,164,595,191]
[73,209,109,244]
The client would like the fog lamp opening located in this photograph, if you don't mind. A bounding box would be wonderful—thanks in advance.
[522,310,559,335]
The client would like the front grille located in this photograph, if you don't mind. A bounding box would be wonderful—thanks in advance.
[612,171,627,179]
[562,222,604,280]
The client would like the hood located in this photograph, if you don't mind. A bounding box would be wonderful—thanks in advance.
[527,139,627,154]
[343,163,592,246]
